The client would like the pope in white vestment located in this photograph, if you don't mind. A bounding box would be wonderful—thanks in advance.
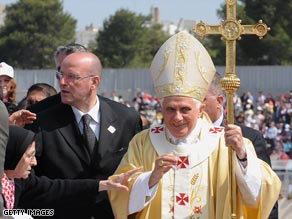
[108,31,281,219]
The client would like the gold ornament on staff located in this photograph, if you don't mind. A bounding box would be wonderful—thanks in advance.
[193,0,270,218]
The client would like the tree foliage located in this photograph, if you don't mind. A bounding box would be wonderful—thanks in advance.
[94,9,169,68]
[0,0,76,69]
[202,0,292,65]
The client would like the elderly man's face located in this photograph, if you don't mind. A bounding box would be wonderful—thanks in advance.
[162,96,204,139]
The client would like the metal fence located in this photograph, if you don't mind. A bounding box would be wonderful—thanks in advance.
[14,66,292,103]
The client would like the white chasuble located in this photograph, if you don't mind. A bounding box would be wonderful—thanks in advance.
[150,119,223,219]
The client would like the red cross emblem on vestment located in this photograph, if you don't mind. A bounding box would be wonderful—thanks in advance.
[151,126,164,133]
[209,127,223,134]
[193,205,202,214]
[176,193,189,205]
[177,156,189,168]
[169,205,174,213]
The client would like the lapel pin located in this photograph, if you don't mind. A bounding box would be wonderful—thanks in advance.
[107,125,116,134]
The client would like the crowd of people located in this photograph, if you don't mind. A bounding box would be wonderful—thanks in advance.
[0,32,282,219]
[110,86,292,161]
[235,91,292,160]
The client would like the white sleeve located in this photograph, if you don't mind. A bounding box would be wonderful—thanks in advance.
[12,213,34,219]
[235,146,262,207]
[128,171,159,214]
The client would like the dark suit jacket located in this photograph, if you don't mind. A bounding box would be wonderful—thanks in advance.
[25,93,61,133]
[235,122,278,219]
[27,93,61,115]
[30,96,142,219]
[0,101,9,217]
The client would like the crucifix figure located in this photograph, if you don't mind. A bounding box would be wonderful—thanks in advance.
[194,1,270,218]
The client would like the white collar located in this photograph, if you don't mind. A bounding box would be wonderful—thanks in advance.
[213,112,224,126]
[71,96,100,124]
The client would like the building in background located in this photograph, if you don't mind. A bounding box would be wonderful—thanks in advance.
[75,24,98,48]
[149,6,196,35]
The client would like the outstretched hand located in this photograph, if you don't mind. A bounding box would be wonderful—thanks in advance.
[99,166,143,192]
[9,109,37,127]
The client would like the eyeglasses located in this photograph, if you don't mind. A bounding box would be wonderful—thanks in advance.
[25,150,36,161]
[56,71,95,83]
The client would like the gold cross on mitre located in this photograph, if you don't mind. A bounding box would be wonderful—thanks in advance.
[193,1,270,218]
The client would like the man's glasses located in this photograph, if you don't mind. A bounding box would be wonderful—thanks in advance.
[56,72,95,83]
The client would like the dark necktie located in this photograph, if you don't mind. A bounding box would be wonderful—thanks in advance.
[82,114,96,155]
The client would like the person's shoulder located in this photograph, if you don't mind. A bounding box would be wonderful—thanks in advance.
[35,102,73,131]
[0,100,8,121]
[99,95,139,114]
[27,93,61,114]
[38,101,69,117]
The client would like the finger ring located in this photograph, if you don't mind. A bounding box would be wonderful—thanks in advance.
[159,160,164,167]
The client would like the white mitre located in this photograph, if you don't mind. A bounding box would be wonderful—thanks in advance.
[150,31,215,102]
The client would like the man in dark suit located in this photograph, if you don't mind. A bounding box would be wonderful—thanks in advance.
[203,72,278,219]
[27,52,142,219]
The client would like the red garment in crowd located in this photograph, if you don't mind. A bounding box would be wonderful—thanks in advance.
[1,173,15,209]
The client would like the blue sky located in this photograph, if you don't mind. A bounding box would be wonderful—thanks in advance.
[1,0,224,30]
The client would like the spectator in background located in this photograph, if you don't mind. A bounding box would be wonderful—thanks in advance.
[257,91,266,107]
[265,93,275,112]
[110,91,120,102]
[255,106,265,129]
[5,83,59,129]
[25,83,57,108]
[0,62,17,104]
[266,121,279,151]
[233,92,242,117]
[282,124,292,156]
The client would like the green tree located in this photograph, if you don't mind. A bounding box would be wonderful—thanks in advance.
[202,0,292,65]
[0,0,76,69]
[95,9,169,68]
[128,23,170,68]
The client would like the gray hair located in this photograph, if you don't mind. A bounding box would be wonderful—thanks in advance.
[209,71,224,97]
[54,43,87,66]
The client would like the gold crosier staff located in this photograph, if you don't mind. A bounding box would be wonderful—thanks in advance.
[194,0,270,218]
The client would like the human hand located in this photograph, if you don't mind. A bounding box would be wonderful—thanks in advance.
[99,166,143,192]
[149,155,177,188]
[224,121,246,159]
[9,110,37,127]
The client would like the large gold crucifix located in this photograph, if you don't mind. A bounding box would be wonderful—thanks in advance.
[194,0,270,218]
